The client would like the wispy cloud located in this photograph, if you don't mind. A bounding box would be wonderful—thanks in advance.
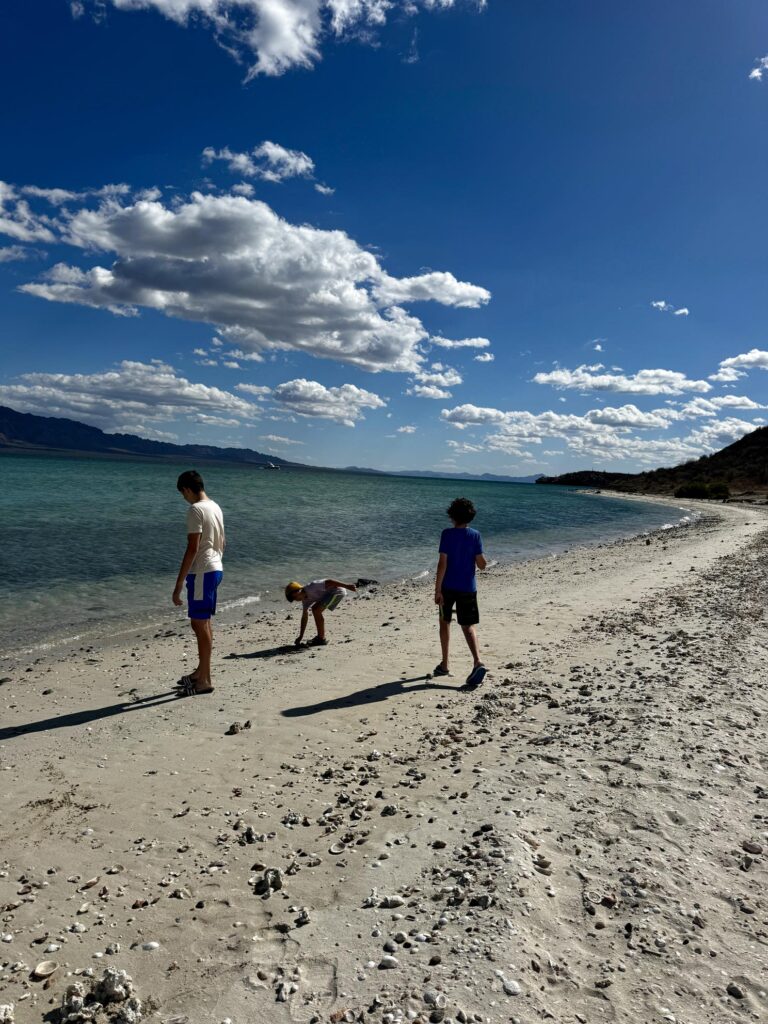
[651,299,689,316]
[0,245,34,263]
[749,55,768,80]
[259,433,304,445]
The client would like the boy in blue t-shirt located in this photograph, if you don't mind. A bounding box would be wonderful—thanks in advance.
[433,497,487,688]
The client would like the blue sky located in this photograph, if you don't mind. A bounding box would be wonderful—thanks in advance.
[1,0,767,474]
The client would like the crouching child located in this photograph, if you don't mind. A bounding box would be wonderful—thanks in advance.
[285,578,358,646]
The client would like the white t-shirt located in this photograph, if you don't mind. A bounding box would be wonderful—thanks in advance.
[302,579,329,609]
[186,499,225,576]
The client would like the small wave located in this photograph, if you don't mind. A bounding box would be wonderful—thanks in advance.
[18,633,84,655]
[411,570,430,580]
[220,594,262,611]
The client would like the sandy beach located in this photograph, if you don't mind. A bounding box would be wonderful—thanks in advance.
[1,499,767,1024]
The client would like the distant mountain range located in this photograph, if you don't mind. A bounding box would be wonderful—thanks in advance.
[0,404,546,482]
[537,424,768,495]
[345,466,543,484]
[0,404,296,467]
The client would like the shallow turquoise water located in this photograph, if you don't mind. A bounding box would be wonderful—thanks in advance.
[0,454,692,651]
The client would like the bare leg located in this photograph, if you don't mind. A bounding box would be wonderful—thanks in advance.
[439,617,450,670]
[190,618,214,691]
[312,606,326,640]
[461,624,482,667]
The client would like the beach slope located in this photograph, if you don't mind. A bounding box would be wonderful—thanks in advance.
[1,502,766,1024]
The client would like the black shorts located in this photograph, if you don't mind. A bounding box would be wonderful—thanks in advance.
[440,588,479,627]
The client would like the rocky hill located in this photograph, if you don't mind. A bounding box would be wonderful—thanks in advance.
[536,425,768,495]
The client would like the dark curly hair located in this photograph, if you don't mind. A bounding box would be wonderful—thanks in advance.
[446,497,476,525]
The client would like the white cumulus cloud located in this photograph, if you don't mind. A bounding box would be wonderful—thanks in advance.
[271,377,386,426]
[0,360,259,433]
[407,383,452,399]
[716,349,768,374]
[430,335,490,349]
[440,400,757,467]
[397,424,417,433]
[749,55,768,80]
[203,141,316,182]
[375,271,490,309]
[533,363,711,396]
[8,185,489,375]
[83,0,486,77]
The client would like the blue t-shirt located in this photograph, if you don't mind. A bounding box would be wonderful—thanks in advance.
[439,527,483,593]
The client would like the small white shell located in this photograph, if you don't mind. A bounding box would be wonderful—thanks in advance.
[32,960,59,979]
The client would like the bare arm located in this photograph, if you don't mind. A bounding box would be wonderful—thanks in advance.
[296,608,309,645]
[434,552,447,604]
[172,534,201,605]
[475,553,487,570]
[324,579,357,592]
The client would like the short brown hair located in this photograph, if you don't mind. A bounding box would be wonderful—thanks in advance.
[177,470,205,494]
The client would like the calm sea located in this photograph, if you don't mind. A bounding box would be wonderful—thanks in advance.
[0,454,693,653]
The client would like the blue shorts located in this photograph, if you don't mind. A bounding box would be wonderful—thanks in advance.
[186,570,223,620]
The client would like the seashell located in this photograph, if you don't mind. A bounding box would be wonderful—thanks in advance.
[78,877,99,892]
[329,842,347,855]
[142,941,160,951]
[106,865,124,875]
[32,961,58,979]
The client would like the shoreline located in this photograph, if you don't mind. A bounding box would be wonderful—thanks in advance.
[2,500,767,1023]
[3,492,697,663]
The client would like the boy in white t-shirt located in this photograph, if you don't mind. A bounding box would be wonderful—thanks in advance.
[172,470,225,696]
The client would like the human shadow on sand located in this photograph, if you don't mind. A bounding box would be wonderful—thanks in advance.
[281,674,458,718]
[0,690,180,742]
[225,644,304,660]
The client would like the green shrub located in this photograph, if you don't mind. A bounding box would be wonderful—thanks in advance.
[674,482,711,498]
[708,482,730,499]
[674,481,730,499]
